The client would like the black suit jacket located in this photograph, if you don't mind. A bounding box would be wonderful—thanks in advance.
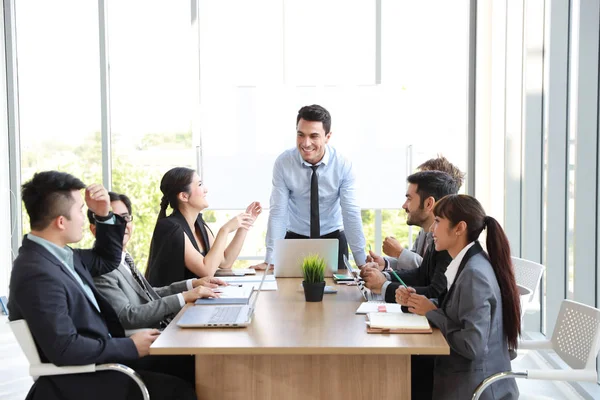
[384,240,452,305]
[8,219,139,400]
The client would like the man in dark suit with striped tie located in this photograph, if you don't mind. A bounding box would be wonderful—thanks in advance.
[90,191,225,384]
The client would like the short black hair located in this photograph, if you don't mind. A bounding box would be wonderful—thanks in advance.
[21,171,86,231]
[296,104,332,134]
[87,191,132,225]
[406,170,459,208]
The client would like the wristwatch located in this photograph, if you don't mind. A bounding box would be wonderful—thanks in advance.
[93,211,114,222]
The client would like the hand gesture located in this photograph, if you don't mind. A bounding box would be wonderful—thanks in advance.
[382,236,403,258]
[130,329,160,357]
[368,250,386,270]
[251,262,274,271]
[182,286,220,303]
[395,286,416,306]
[361,265,386,294]
[85,184,111,217]
[222,212,254,233]
[245,201,262,221]
[406,293,437,316]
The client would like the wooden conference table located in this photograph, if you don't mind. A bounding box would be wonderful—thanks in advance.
[150,277,450,400]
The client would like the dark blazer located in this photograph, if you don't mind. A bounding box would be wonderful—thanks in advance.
[146,210,211,287]
[8,219,140,400]
[384,236,452,304]
[425,242,519,400]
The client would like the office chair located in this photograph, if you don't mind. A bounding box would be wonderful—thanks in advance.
[472,299,600,400]
[9,319,150,400]
[512,257,545,317]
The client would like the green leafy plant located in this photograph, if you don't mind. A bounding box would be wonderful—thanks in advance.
[301,254,326,283]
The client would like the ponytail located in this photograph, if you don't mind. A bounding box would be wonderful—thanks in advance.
[158,195,169,220]
[485,216,521,350]
[434,195,522,351]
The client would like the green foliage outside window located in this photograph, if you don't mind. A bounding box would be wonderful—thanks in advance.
[21,131,416,274]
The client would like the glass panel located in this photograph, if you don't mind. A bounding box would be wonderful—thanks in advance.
[17,1,101,247]
[107,1,195,271]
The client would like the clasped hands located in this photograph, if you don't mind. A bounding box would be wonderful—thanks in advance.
[395,286,437,316]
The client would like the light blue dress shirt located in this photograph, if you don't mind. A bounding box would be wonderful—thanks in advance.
[265,145,366,265]
[27,233,101,312]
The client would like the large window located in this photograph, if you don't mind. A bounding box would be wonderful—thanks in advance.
[199,0,470,262]
[107,0,195,270]
[16,1,102,247]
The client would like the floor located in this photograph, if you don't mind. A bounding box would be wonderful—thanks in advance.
[0,315,588,399]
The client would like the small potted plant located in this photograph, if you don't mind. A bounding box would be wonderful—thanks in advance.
[301,254,326,302]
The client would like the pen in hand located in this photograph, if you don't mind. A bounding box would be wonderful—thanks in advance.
[389,269,408,288]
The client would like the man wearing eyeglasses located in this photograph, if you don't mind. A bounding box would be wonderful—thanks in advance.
[90,191,224,331]
[90,191,224,383]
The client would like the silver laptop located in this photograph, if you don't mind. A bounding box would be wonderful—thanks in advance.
[343,255,383,301]
[177,270,269,328]
[343,255,368,301]
[273,238,339,278]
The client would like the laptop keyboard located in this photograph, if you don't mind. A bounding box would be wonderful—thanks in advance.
[209,306,243,324]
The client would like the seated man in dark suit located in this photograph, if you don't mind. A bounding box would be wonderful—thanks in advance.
[8,171,195,400]
[361,171,459,303]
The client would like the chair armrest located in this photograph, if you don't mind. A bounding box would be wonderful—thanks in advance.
[97,364,150,400]
[30,364,95,377]
[518,339,553,350]
[527,368,598,382]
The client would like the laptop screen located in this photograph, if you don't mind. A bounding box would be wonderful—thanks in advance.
[246,268,270,317]
[343,255,368,301]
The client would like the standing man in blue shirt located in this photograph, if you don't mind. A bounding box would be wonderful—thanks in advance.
[253,104,366,270]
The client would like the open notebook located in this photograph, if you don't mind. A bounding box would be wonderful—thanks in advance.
[366,312,432,334]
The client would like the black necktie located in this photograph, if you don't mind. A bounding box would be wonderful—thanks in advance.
[310,165,320,238]
[124,253,173,329]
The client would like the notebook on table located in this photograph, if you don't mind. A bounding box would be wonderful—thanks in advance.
[178,270,269,328]
[366,312,432,334]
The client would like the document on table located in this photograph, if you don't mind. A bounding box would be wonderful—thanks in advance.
[355,301,404,314]
[219,275,276,283]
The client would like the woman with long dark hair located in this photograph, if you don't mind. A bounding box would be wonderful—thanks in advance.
[405,194,520,400]
[146,167,261,287]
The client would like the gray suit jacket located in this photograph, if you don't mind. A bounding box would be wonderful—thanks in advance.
[426,243,519,400]
[94,257,187,330]
[385,229,427,271]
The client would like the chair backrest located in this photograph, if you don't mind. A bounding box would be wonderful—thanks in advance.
[550,299,600,370]
[9,319,42,365]
[512,257,545,294]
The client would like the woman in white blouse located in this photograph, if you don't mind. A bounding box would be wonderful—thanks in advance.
[401,194,521,400]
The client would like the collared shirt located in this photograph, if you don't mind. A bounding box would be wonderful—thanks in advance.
[445,241,476,290]
[28,233,101,312]
[120,252,192,307]
[265,145,366,265]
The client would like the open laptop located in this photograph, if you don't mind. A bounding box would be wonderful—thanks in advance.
[343,255,369,301]
[273,238,338,278]
[177,269,269,328]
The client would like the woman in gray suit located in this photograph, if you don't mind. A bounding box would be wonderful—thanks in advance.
[404,194,520,400]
